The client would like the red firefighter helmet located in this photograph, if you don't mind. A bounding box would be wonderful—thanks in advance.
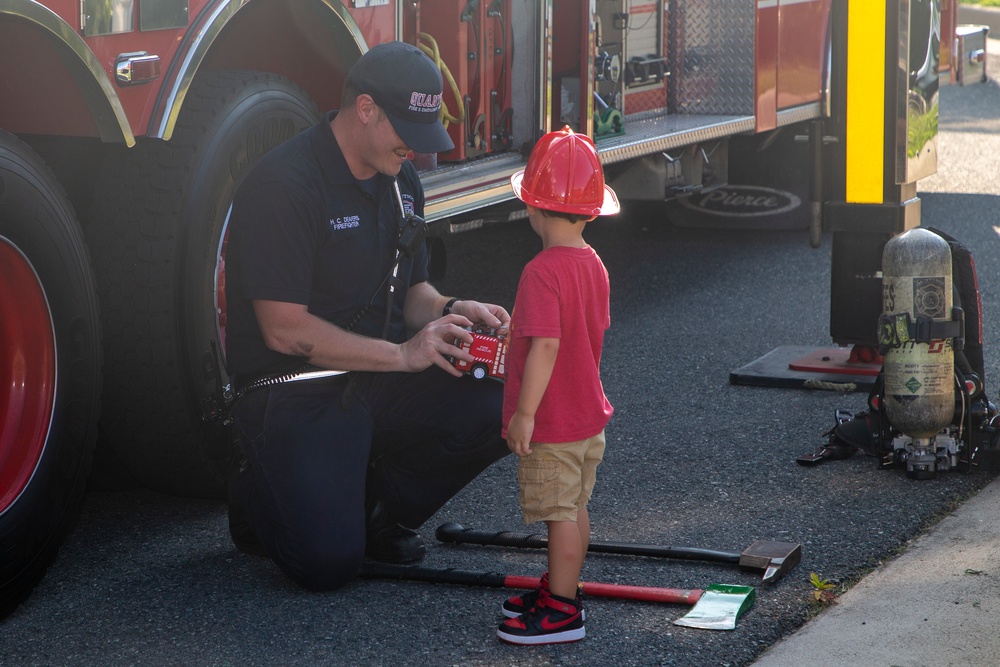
[510,126,620,216]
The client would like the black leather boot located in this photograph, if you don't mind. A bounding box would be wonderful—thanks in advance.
[227,444,265,557]
[364,500,426,564]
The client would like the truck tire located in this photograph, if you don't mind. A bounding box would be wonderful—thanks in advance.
[0,130,101,618]
[87,71,320,497]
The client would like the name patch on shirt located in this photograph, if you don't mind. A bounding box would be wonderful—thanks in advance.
[330,215,361,230]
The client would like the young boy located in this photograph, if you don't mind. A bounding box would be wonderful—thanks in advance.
[497,126,619,645]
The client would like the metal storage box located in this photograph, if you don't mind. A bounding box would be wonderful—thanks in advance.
[955,24,988,85]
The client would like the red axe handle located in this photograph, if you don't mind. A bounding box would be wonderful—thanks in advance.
[360,563,704,605]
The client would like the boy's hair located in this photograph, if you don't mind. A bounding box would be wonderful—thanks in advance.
[537,207,592,224]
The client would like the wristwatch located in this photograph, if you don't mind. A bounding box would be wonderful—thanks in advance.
[442,297,460,316]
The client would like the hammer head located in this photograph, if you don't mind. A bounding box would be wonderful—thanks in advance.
[738,541,802,583]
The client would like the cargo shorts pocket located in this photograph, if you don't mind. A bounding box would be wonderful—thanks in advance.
[517,457,561,521]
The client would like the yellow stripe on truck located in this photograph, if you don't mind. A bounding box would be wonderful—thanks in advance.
[846,1,885,203]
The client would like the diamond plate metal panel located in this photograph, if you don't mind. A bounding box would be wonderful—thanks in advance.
[668,0,755,115]
[597,113,754,164]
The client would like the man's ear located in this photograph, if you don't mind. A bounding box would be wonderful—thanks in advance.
[356,93,377,124]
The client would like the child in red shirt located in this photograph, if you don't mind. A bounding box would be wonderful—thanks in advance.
[497,126,619,645]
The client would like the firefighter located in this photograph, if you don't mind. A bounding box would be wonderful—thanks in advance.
[497,127,619,645]
[224,42,510,590]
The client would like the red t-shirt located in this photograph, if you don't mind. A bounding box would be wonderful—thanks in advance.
[502,245,613,443]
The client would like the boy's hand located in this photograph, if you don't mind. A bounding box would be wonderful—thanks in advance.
[506,336,557,457]
[506,412,534,457]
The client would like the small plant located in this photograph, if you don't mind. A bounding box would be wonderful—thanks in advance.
[809,572,837,605]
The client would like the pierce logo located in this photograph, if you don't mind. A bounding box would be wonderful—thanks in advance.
[678,185,801,218]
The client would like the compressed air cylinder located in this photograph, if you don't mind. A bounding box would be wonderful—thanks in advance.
[881,228,955,438]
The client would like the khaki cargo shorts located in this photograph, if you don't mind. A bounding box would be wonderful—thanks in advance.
[517,430,606,524]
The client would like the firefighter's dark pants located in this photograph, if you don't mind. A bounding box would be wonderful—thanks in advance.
[232,367,508,590]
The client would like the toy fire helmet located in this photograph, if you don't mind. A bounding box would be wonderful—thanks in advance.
[510,126,620,217]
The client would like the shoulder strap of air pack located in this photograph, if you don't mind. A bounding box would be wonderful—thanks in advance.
[925,227,985,381]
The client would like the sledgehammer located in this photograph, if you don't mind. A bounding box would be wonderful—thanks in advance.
[436,522,801,584]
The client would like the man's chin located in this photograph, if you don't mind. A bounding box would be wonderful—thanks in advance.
[382,163,404,177]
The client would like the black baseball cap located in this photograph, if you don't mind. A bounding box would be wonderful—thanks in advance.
[347,41,455,154]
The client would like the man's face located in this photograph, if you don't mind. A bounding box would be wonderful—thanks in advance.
[366,107,412,177]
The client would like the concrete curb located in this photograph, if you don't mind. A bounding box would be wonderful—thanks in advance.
[751,477,1000,667]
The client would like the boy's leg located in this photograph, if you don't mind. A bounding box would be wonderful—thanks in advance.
[577,430,605,547]
[538,432,605,599]
[578,505,591,553]
[546,520,586,600]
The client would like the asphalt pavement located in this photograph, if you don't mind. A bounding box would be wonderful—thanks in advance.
[2,39,1000,667]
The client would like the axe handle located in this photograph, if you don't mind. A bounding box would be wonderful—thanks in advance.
[359,563,703,605]
[436,524,741,565]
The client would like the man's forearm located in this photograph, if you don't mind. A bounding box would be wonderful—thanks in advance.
[404,281,451,330]
[254,299,405,372]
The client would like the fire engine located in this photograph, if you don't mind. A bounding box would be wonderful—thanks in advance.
[452,327,508,381]
[0,0,963,616]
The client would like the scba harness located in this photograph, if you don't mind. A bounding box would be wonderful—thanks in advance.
[800,228,1000,476]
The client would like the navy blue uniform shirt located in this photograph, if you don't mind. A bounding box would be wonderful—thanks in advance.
[225,111,429,377]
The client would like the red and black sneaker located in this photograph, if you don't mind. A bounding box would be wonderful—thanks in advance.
[502,571,549,619]
[502,572,585,619]
[497,589,585,645]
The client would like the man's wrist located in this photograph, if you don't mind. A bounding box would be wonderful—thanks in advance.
[442,297,460,317]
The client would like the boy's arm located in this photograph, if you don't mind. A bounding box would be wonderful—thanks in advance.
[506,337,560,457]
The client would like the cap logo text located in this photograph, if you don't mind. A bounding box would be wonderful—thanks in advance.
[409,92,442,113]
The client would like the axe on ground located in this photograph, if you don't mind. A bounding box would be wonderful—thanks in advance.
[360,563,755,630]
[436,522,801,584]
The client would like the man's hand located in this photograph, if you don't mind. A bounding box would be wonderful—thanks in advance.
[400,315,476,377]
[400,287,512,376]
[450,299,510,333]
[404,283,510,333]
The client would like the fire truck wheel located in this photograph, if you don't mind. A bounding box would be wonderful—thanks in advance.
[86,71,320,497]
[0,130,101,618]
[472,364,488,380]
